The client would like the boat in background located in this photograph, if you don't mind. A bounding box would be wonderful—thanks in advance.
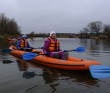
[8,39,17,41]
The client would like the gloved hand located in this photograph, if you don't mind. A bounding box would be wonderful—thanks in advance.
[64,50,67,52]
[40,47,43,49]
[23,48,27,50]
[44,52,49,55]
[17,47,20,50]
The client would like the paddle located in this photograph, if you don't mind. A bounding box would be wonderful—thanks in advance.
[2,47,43,52]
[23,53,39,60]
[22,47,85,60]
[32,47,43,49]
[2,49,13,52]
[52,47,85,53]
[89,65,110,79]
[65,47,85,53]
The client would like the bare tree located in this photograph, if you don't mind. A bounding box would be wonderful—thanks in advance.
[30,31,35,37]
[103,25,110,33]
[81,21,103,35]
[0,13,21,36]
[103,25,110,37]
[88,21,103,35]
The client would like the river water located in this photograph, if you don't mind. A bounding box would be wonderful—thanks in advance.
[0,38,110,93]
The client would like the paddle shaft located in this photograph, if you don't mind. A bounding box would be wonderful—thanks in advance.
[23,47,85,60]
[66,50,75,52]
[20,47,41,49]
[24,47,43,49]
[2,48,40,52]
[51,50,75,53]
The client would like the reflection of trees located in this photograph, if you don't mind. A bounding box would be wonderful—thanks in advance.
[102,39,110,51]
[0,40,17,50]
[80,39,110,57]
[80,39,101,50]
[80,39,110,51]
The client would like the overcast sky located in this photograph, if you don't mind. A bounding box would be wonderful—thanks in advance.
[0,0,110,34]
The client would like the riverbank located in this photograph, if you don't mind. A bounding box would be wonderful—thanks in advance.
[0,34,110,40]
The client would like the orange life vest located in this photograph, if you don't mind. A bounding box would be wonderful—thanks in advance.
[20,39,27,48]
[47,37,59,52]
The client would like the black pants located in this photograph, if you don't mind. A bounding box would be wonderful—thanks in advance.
[53,52,69,60]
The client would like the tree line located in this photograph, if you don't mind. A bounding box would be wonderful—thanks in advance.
[27,31,75,38]
[0,13,110,39]
[79,21,110,39]
[28,21,110,39]
[0,13,21,39]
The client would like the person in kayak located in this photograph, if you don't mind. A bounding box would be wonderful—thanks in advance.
[16,35,32,50]
[43,31,68,60]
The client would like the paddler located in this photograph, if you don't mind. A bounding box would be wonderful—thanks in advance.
[43,31,68,60]
[16,35,32,51]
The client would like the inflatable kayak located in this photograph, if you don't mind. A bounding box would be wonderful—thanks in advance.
[9,46,101,71]
[8,39,17,41]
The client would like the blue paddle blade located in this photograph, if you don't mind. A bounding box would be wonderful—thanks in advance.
[75,47,85,53]
[2,49,13,52]
[23,53,38,60]
[89,65,110,79]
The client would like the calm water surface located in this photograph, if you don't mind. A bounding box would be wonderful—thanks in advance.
[0,38,110,93]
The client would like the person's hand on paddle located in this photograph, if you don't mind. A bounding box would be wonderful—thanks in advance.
[20,48,29,51]
[17,47,25,50]
[20,48,23,50]
[40,47,43,49]
[30,47,43,49]
[44,52,49,55]
[64,50,67,52]
[17,47,21,50]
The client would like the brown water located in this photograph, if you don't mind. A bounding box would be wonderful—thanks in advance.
[0,38,110,93]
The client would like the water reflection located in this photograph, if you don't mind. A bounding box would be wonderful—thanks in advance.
[2,38,109,93]
[79,39,110,60]
[16,59,37,79]
[50,83,59,93]
[2,60,14,64]
[17,60,28,71]
[23,71,36,79]
[80,39,110,52]
[0,40,17,49]
[10,56,99,92]
[45,68,99,87]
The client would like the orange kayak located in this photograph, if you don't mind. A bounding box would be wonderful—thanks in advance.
[9,46,101,71]
[8,39,17,41]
